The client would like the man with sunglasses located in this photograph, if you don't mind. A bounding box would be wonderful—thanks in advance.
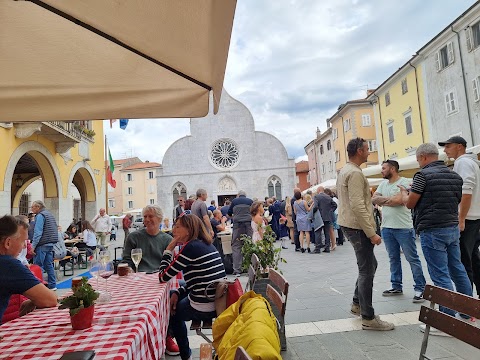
[372,159,426,302]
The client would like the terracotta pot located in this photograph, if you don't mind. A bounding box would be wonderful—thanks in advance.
[70,305,95,330]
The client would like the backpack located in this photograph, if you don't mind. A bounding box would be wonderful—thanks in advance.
[53,233,67,259]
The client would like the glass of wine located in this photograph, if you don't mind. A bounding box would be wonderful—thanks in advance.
[131,248,142,280]
[98,261,114,303]
[89,260,103,292]
[99,250,110,265]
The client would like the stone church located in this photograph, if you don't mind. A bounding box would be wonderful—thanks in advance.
[157,90,295,218]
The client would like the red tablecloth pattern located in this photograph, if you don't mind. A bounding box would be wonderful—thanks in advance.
[0,273,177,360]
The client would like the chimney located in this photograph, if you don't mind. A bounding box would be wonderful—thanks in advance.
[366,89,376,96]
[316,127,321,138]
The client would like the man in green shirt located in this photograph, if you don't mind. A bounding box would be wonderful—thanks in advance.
[372,160,426,303]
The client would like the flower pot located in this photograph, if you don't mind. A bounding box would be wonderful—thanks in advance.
[70,305,95,330]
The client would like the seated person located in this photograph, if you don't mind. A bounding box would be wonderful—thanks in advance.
[159,214,226,360]
[0,215,57,322]
[76,220,97,259]
[65,224,79,240]
[160,217,172,233]
[210,210,226,255]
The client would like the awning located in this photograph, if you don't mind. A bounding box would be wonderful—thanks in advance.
[0,0,237,121]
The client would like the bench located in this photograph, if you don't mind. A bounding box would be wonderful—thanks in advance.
[265,268,289,351]
[54,255,74,278]
[419,284,480,359]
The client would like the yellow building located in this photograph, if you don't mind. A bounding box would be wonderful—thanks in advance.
[0,120,106,227]
[366,58,429,166]
[327,99,378,172]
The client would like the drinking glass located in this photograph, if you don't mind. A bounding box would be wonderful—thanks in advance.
[89,260,103,291]
[98,261,114,303]
[131,248,142,280]
[99,250,110,265]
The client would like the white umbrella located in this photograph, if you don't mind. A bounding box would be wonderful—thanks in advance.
[0,0,237,121]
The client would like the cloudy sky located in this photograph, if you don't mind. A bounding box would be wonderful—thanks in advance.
[105,0,476,163]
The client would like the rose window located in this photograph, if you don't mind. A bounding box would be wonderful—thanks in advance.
[210,139,239,169]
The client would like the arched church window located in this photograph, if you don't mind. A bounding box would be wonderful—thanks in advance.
[267,176,282,199]
[209,139,239,170]
[172,182,187,207]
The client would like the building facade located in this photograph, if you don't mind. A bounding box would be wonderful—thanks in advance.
[295,161,310,191]
[157,90,296,218]
[304,127,335,185]
[0,120,105,228]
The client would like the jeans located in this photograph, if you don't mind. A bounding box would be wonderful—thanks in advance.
[381,228,426,293]
[459,219,480,295]
[170,291,217,360]
[34,243,56,289]
[341,227,377,319]
[231,221,252,274]
[420,226,473,316]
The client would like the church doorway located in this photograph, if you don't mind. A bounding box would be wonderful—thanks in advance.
[217,194,235,207]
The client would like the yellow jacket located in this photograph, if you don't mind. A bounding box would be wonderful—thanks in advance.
[213,291,281,360]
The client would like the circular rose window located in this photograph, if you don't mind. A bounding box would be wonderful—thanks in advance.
[210,139,240,169]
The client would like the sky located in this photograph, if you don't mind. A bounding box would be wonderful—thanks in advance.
[104,0,476,163]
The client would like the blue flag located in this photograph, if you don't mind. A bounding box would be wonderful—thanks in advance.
[119,119,129,130]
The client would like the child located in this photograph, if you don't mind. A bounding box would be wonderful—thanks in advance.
[279,215,289,250]
[110,224,117,242]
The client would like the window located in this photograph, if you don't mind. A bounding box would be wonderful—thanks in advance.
[108,199,115,208]
[466,21,480,51]
[343,118,351,131]
[401,79,408,94]
[329,161,333,171]
[385,92,391,106]
[388,124,395,143]
[361,114,371,127]
[306,172,311,183]
[472,77,480,102]
[127,187,133,195]
[128,201,134,209]
[327,140,332,150]
[267,177,282,199]
[19,193,30,215]
[149,198,155,205]
[332,128,338,139]
[435,42,454,71]
[127,173,132,181]
[320,145,324,155]
[404,113,413,135]
[335,151,340,162]
[367,140,378,152]
[148,171,154,179]
[322,163,325,174]
[444,89,458,115]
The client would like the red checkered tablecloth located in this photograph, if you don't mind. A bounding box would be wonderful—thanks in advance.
[0,273,178,359]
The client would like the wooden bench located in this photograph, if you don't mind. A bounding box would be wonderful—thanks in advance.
[53,255,74,278]
[419,284,480,359]
[265,268,289,351]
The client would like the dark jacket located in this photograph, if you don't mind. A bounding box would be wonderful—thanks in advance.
[313,192,337,222]
[35,209,58,247]
[413,161,463,232]
[228,195,253,223]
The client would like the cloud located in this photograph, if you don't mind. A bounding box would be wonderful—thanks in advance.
[106,0,476,162]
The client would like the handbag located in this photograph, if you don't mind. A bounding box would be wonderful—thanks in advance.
[207,278,244,316]
[226,278,243,308]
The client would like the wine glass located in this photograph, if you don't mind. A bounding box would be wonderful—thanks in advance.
[89,260,103,292]
[98,261,114,303]
[131,248,142,280]
[99,250,110,265]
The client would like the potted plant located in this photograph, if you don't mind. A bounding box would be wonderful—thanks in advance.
[58,277,99,330]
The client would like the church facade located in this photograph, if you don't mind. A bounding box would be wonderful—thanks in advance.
[157,90,296,218]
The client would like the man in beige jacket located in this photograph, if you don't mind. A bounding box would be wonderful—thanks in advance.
[337,137,394,331]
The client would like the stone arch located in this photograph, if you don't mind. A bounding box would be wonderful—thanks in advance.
[172,182,187,206]
[218,176,237,192]
[267,175,282,199]
[6,141,62,218]
[67,162,98,224]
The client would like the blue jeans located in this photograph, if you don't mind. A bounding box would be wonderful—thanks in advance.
[381,228,426,293]
[420,226,472,316]
[34,243,56,289]
[170,291,216,360]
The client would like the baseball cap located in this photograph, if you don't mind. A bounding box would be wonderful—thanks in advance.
[438,136,467,147]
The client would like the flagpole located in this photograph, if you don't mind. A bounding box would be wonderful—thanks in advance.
[105,134,109,214]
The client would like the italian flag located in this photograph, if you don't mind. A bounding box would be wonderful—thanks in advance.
[107,148,116,188]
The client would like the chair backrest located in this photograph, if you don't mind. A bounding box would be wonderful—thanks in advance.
[251,253,259,271]
[247,264,256,292]
[266,268,289,317]
[234,346,252,360]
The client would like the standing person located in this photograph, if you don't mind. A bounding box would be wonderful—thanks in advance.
[122,214,132,246]
[372,159,426,303]
[220,199,231,218]
[228,190,254,276]
[284,196,295,244]
[91,208,111,248]
[269,197,281,240]
[30,200,58,291]
[330,191,344,245]
[208,200,216,212]
[439,136,480,297]
[191,189,215,237]
[293,191,312,253]
[291,188,301,251]
[337,138,394,331]
[174,197,185,222]
[250,201,266,243]
[27,213,35,241]
[313,187,337,252]
[401,143,473,331]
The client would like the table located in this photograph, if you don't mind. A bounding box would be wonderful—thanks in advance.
[64,238,82,245]
[218,227,233,255]
[0,273,175,359]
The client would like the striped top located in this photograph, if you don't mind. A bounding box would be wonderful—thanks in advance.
[159,239,226,312]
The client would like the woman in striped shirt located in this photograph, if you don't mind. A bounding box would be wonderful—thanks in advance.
[159,214,226,360]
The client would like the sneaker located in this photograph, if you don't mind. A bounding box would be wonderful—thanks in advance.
[413,291,425,303]
[165,335,180,355]
[49,287,57,291]
[350,302,360,316]
[419,324,452,336]
[455,313,477,326]
[382,288,403,297]
[362,316,395,331]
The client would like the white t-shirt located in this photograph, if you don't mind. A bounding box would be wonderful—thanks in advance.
[376,177,413,229]
[83,230,97,246]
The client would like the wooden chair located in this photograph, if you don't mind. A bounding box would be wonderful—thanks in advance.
[251,253,259,273]
[234,346,252,360]
[246,253,260,292]
[419,284,480,359]
[265,268,289,351]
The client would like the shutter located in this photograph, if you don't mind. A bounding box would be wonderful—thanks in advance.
[466,28,473,52]
[447,42,454,64]
[473,78,480,102]
[435,52,441,71]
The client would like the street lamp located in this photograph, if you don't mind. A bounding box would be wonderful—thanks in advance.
[15,174,23,188]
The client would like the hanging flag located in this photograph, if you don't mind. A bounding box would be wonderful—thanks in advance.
[119,119,129,130]
[109,119,118,128]
[106,148,116,188]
